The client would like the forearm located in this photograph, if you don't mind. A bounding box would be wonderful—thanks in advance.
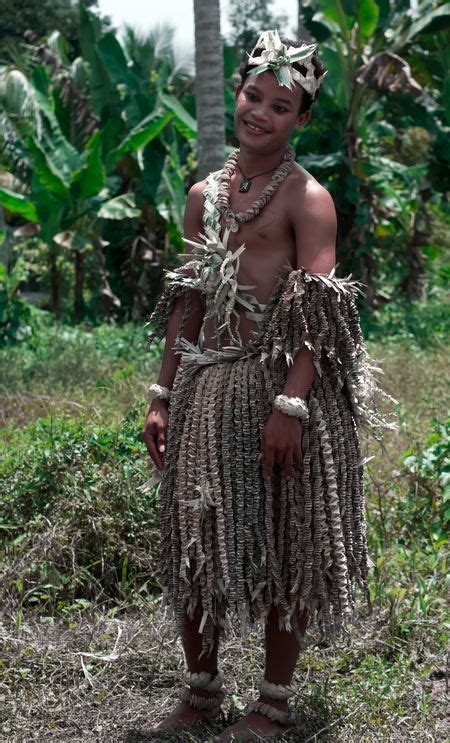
[155,289,204,390]
[281,344,316,399]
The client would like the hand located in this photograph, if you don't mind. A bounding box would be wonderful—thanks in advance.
[141,399,169,471]
[261,409,303,480]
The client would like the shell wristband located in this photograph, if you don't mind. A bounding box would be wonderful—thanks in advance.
[274,394,309,421]
[148,383,171,403]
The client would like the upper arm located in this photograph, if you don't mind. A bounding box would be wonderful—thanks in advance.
[291,181,337,274]
[184,180,206,249]
[179,180,207,317]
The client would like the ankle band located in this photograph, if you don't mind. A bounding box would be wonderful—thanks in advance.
[179,686,225,711]
[185,670,223,692]
[246,700,297,726]
[258,679,295,700]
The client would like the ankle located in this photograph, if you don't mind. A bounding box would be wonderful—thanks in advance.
[179,669,225,717]
[185,669,223,694]
[249,678,297,726]
[257,694,288,711]
[179,685,225,711]
[191,686,220,699]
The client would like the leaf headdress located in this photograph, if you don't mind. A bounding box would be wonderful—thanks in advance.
[247,29,327,95]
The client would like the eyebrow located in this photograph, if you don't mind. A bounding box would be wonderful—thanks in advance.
[245,84,294,107]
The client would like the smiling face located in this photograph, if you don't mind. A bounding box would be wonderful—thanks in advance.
[234,71,310,154]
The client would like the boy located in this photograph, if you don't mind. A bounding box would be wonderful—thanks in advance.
[142,30,390,741]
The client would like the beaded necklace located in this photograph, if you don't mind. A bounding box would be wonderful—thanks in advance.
[216,145,296,232]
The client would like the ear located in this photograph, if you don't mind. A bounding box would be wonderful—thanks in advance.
[295,110,312,129]
[235,84,242,102]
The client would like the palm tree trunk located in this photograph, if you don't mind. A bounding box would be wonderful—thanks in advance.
[193,0,225,179]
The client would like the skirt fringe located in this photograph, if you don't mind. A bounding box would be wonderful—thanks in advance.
[157,347,371,658]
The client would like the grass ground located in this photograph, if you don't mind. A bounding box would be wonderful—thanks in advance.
[0,303,448,741]
[1,607,447,742]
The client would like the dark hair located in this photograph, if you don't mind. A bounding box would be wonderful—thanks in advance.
[239,36,327,114]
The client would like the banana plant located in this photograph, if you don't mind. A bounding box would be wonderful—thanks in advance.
[77,7,196,229]
[295,0,450,298]
[0,64,142,318]
[0,7,197,321]
[75,8,197,315]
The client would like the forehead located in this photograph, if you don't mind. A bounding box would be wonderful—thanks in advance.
[243,70,303,107]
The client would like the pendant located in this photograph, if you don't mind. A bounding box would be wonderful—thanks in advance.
[239,177,252,193]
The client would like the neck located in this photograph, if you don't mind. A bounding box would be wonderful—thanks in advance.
[237,144,288,175]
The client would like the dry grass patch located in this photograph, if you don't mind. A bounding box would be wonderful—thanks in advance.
[1,602,447,742]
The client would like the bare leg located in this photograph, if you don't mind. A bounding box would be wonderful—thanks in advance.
[216,602,308,741]
[149,603,222,733]
[263,602,309,684]
[183,602,221,673]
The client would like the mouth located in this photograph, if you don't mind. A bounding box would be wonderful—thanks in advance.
[243,119,269,135]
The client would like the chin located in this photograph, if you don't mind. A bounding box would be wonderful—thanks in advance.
[237,123,270,148]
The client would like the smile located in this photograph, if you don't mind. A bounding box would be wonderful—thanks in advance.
[244,120,269,134]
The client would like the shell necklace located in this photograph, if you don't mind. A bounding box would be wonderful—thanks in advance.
[216,144,296,232]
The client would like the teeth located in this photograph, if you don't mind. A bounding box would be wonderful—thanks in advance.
[246,121,266,133]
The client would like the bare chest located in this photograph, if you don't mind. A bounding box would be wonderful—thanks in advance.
[220,181,297,303]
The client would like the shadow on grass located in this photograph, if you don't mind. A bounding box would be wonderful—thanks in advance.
[123,686,347,742]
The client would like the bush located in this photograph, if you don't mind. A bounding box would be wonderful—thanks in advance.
[367,417,448,643]
[1,410,160,611]
[402,417,450,545]
[0,260,34,346]
[0,315,161,391]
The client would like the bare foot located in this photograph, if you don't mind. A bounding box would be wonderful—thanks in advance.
[148,699,222,735]
[215,701,290,742]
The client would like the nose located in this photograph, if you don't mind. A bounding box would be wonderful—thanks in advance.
[252,103,269,122]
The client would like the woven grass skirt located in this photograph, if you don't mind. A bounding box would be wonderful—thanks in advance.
[156,345,371,658]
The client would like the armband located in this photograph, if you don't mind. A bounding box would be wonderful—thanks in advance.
[148,383,171,403]
[273,394,309,422]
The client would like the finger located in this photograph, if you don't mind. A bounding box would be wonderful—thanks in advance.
[149,437,164,471]
[273,448,284,467]
[283,450,294,480]
[157,427,167,455]
[143,428,163,470]
[263,446,274,480]
[293,443,303,470]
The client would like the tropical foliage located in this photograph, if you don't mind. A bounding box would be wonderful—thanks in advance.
[0,0,448,338]
[227,0,289,55]
[0,0,102,59]
[0,7,196,327]
[292,0,450,299]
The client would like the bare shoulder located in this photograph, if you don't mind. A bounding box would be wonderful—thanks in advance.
[287,163,336,225]
[184,179,209,241]
[287,164,337,272]
[186,179,208,215]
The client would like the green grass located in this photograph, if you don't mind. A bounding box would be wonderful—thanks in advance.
[0,316,161,427]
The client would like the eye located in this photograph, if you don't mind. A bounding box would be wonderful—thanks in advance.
[273,105,288,113]
[245,91,258,101]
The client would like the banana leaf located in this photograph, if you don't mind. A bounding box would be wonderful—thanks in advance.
[75,131,106,200]
[98,193,141,219]
[0,188,38,222]
[108,109,172,164]
[158,91,197,140]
